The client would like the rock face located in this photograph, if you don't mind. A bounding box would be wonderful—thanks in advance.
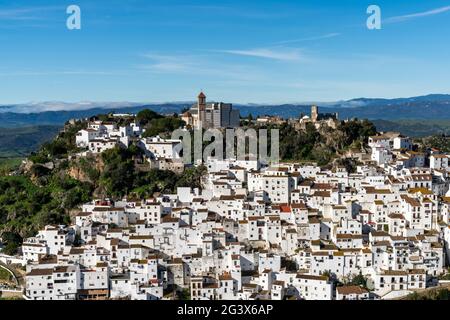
[67,155,109,198]
[93,185,108,199]
[67,165,89,182]
[20,159,34,174]
[68,208,82,220]
[67,155,104,183]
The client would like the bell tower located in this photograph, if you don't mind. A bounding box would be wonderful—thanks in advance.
[197,91,206,129]
[311,105,318,122]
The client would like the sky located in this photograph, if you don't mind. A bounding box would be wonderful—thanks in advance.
[0,0,450,104]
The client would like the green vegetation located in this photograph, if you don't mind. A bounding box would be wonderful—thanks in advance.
[347,273,369,289]
[406,288,450,300]
[0,267,12,282]
[136,109,162,125]
[99,146,206,198]
[334,158,361,174]
[0,125,61,158]
[0,145,203,255]
[418,135,450,152]
[0,174,93,255]
[0,120,95,254]
[0,158,22,175]
[262,119,376,166]
[136,108,185,138]
[438,269,450,280]
[281,258,298,272]
[141,116,185,138]
[0,231,23,256]
[28,121,87,163]
[373,119,450,138]
[0,296,24,300]
[0,113,201,253]
[336,271,370,290]
[91,113,136,127]
[0,111,383,256]
[177,288,191,300]
[74,156,101,184]
[99,147,137,198]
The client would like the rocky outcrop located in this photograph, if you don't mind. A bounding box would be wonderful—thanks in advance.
[67,155,103,184]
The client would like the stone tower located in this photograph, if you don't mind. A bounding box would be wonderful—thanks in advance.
[311,105,318,122]
[197,91,206,129]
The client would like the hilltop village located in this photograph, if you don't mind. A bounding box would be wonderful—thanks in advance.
[3,93,450,300]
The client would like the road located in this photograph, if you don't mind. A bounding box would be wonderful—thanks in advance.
[0,261,23,289]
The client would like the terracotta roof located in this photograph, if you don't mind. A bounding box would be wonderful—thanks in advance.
[337,285,368,295]
[296,274,328,281]
[27,268,53,276]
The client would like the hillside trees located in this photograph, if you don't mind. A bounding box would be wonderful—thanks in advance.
[136,109,162,125]
[419,135,450,152]
[142,116,185,138]
[0,174,92,255]
[270,119,375,166]
[99,145,207,198]
[99,147,136,198]
[0,111,380,255]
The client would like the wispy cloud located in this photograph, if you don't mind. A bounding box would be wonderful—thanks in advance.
[385,5,450,23]
[0,6,62,21]
[217,48,304,62]
[140,53,196,73]
[276,33,341,45]
[0,70,120,77]
[139,52,268,82]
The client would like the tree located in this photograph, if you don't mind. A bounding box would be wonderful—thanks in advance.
[136,109,162,126]
[321,270,332,280]
[175,165,207,190]
[142,117,185,138]
[349,272,368,289]
[132,169,178,198]
[178,288,191,300]
[100,147,135,197]
[1,231,23,255]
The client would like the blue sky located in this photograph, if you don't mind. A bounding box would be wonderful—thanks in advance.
[0,0,450,104]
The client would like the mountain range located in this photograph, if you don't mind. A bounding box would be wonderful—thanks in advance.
[1,94,450,159]
[1,94,450,127]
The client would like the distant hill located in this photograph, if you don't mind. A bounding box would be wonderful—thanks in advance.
[0,104,189,127]
[0,125,61,158]
[371,119,450,138]
[3,94,450,127]
[236,94,450,120]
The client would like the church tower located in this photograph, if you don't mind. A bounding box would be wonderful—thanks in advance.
[311,105,319,122]
[197,91,206,129]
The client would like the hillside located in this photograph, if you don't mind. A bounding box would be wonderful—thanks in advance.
[372,119,450,138]
[237,100,450,120]
[0,104,188,127]
[0,110,201,254]
[0,110,378,255]
[0,126,61,158]
[0,94,449,161]
[264,120,376,167]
